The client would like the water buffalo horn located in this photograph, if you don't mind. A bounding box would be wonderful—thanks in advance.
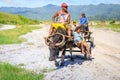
[54,33,65,46]
[44,35,54,46]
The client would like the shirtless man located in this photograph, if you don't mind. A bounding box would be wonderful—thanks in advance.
[49,2,71,37]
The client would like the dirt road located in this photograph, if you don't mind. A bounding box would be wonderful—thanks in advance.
[0,25,16,31]
[0,24,120,80]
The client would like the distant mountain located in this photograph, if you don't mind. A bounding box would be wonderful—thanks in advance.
[0,4,120,20]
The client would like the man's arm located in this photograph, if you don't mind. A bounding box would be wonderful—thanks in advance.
[85,16,88,25]
[67,14,71,37]
[82,16,88,27]
[49,11,59,35]
[52,11,59,23]
[49,25,53,35]
[67,14,70,24]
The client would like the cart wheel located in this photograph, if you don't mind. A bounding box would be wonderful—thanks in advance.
[90,37,94,47]
[87,42,92,53]
[70,47,74,61]
[84,43,91,59]
[84,51,89,60]
[90,42,92,53]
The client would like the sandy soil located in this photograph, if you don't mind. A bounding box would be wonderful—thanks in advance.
[0,24,120,80]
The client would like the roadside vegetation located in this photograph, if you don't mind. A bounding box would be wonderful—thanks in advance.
[0,12,44,79]
[0,12,41,44]
[0,25,40,44]
[89,20,120,32]
[0,63,44,80]
[0,12,40,25]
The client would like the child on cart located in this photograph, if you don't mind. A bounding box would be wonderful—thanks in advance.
[73,27,91,57]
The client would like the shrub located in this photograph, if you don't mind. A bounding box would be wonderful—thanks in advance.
[110,20,115,24]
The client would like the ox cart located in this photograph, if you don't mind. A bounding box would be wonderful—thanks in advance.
[65,27,94,60]
[45,26,94,66]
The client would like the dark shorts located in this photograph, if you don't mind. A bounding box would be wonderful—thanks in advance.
[85,26,89,31]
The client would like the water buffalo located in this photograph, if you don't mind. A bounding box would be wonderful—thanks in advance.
[45,27,74,66]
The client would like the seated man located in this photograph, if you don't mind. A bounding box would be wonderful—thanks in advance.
[72,27,91,57]
[49,3,71,37]
[79,13,89,31]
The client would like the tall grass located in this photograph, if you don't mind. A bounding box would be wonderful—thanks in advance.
[0,25,40,44]
[0,63,44,80]
[102,24,120,32]
[89,21,120,32]
[0,12,40,25]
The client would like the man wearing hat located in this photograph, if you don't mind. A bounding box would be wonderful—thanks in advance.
[49,2,71,37]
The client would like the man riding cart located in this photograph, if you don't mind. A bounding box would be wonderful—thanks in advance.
[79,13,94,47]
[49,2,71,38]
[45,3,92,66]
[79,12,89,31]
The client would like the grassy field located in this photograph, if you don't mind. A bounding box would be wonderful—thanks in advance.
[0,12,41,44]
[0,25,40,44]
[0,12,40,25]
[89,21,120,32]
[0,63,44,80]
[92,24,120,32]
[70,20,120,32]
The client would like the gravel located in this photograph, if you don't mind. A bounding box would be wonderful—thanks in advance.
[0,24,120,80]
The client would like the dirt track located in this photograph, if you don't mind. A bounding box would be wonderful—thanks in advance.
[0,24,120,80]
[0,25,16,31]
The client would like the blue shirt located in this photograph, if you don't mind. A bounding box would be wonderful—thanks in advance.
[79,16,88,25]
[73,32,83,42]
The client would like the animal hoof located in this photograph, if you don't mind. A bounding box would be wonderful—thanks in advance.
[49,57,55,61]
[55,62,59,66]
[60,63,64,66]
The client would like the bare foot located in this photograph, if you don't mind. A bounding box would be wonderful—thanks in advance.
[81,50,85,54]
[88,54,92,57]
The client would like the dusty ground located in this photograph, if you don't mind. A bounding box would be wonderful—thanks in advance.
[0,25,16,31]
[0,24,120,80]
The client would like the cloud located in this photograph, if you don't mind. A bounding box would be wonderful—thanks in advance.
[1,0,17,5]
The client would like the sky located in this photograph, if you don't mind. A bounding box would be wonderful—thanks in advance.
[0,0,120,8]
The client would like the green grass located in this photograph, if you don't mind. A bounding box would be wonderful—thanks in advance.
[0,25,40,44]
[0,63,44,80]
[0,12,40,25]
[103,24,120,32]
[89,21,120,32]
[91,24,120,32]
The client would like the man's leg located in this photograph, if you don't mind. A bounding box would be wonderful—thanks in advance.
[85,26,89,31]
[83,42,91,56]
[67,25,71,37]
[79,41,84,54]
